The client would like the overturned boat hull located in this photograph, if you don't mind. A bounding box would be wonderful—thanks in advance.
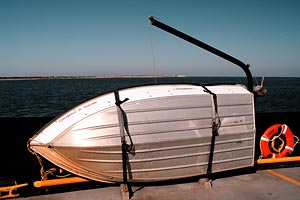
[29,84,255,183]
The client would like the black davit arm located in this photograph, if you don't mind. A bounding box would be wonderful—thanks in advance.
[149,16,253,93]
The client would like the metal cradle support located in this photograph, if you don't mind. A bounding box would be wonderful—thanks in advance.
[114,91,134,199]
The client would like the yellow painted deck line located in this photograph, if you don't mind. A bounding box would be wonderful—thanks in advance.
[265,170,300,187]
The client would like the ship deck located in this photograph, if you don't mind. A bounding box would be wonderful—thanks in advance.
[18,166,300,200]
[1,113,299,199]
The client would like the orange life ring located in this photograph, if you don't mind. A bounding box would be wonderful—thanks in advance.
[260,124,294,158]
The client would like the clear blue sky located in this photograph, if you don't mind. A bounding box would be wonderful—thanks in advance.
[1,0,299,77]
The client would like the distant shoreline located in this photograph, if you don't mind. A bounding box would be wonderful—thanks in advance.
[0,75,186,81]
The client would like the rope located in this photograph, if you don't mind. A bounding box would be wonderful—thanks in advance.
[293,135,299,148]
[268,126,284,153]
[148,25,157,84]
[271,136,284,153]
[27,139,71,180]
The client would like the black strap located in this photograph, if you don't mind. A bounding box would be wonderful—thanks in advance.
[114,91,134,197]
[202,86,221,180]
[114,91,134,152]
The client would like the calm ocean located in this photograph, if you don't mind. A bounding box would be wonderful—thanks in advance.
[0,77,299,117]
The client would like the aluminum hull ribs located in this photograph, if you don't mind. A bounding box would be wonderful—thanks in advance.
[29,84,256,183]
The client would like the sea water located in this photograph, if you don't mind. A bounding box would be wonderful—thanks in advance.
[0,77,299,117]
